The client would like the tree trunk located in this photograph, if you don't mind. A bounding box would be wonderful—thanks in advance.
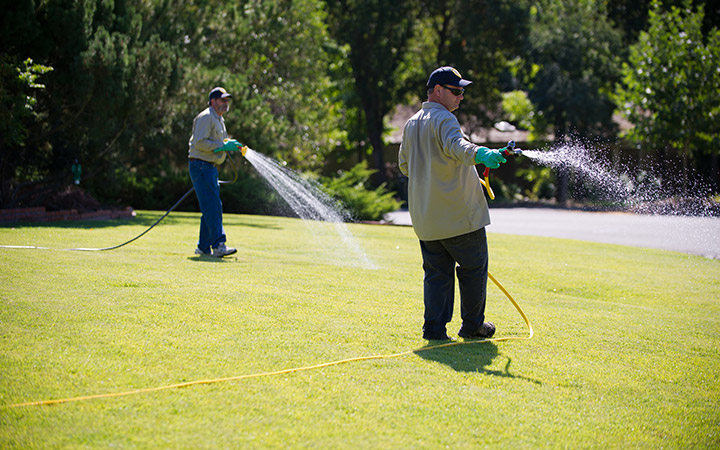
[370,133,386,185]
[557,171,569,205]
[555,131,570,206]
[682,145,689,197]
[362,95,387,185]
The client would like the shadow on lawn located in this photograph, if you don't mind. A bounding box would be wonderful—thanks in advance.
[1,214,284,231]
[415,342,541,384]
[188,255,240,263]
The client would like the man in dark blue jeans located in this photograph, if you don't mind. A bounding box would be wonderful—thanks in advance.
[398,67,508,340]
[419,229,490,340]
[187,87,242,258]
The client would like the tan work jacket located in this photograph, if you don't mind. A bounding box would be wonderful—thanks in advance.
[398,101,490,241]
[188,106,228,165]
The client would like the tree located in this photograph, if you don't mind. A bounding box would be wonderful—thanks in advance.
[607,0,720,46]
[324,0,420,182]
[528,0,622,138]
[0,57,52,205]
[526,0,623,202]
[419,0,531,134]
[1,0,342,210]
[194,0,339,170]
[614,0,720,192]
[0,0,184,207]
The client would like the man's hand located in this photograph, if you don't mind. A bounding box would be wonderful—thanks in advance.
[474,147,507,169]
[223,139,243,151]
[214,139,244,153]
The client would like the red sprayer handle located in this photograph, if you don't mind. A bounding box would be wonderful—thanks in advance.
[481,141,519,200]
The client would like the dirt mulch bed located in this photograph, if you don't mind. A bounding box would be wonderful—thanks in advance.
[1,186,134,223]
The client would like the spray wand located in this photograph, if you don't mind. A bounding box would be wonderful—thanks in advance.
[480,140,523,200]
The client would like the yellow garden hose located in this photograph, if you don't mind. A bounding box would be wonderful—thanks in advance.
[480,176,495,200]
[8,271,531,408]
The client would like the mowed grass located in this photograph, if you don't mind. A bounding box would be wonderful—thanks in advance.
[0,211,718,449]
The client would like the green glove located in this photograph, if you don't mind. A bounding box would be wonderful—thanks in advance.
[214,139,243,153]
[474,146,507,169]
[223,139,243,151]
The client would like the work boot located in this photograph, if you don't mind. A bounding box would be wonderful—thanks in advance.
[458,322,496,339]
[211,243,237,258]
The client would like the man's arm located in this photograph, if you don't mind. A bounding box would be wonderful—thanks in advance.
[192,114,224,152]
[436,114,477,166]
[398,142,409,176]
[398,119,412,176]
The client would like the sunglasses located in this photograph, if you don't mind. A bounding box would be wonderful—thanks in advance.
[442,85,465,96]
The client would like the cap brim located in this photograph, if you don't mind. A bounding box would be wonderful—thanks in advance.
[458,79,472,87]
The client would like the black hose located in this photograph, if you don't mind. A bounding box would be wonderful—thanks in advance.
[67,153,240,252]
[66,187,196,251]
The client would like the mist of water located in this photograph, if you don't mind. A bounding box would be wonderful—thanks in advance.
[521,142,634,206]
[520,139,718,217]
[243,149,378,270]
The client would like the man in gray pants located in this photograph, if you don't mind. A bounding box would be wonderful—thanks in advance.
[399,67,508,341]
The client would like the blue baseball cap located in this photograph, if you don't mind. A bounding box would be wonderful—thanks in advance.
[427,66,472,88]
[208,86,232,103]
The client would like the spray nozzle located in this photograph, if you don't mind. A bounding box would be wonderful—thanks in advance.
[480,141,524,201]
[501,140,523,157]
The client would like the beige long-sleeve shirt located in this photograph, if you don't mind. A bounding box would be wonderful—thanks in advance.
[398,101,490,241]
[188,106,227,165]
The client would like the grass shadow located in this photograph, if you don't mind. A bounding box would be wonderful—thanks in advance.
[188,255,240,263]
[0,215,284,231]
[0,217,152,230]
[415,341,542,384]
[225,220,283,230]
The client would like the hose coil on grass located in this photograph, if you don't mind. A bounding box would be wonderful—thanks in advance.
[8,271,532,408]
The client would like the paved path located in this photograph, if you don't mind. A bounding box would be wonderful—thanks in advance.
[383,208,720,259]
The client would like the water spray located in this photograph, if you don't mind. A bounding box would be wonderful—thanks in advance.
[241,147,378,269]
[480,140,523,200]
[215,140,378,268]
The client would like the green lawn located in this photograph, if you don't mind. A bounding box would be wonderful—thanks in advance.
[1,211,718,449]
